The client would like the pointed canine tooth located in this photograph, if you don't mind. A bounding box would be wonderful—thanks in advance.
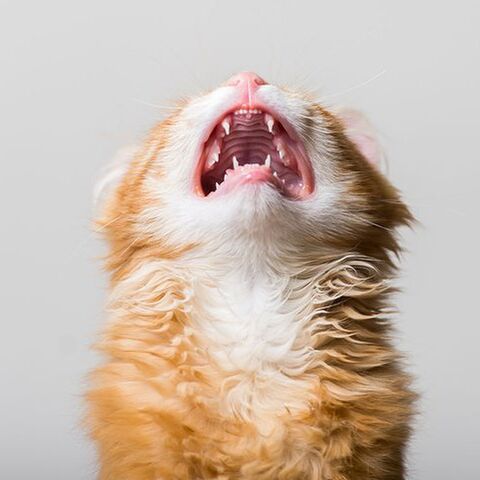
[221,119,230,135]
[265,154,271,168]
[207,153,219,167]
[215,182,220,190]
[233,156,239,169]
[265,114,274,133]
[278,149,285,160]
[273,171,279,178]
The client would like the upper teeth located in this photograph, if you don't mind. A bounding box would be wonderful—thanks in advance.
[207,152,219,167]
[265,154,271,168]
[228,110,275,136]
[221,119,230,135]
[233,108,262,115]
[265,114,274,133]
[233,156,239,169]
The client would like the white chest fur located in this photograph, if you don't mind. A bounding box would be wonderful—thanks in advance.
[186,257,318,421]
[190,263,306,366]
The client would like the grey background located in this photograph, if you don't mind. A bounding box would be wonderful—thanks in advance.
[1,1,478,478]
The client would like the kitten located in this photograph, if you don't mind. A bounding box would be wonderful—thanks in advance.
[86,72,415,480]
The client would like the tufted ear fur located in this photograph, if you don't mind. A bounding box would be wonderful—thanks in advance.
[92,145,138,214]
[334,108,383,167]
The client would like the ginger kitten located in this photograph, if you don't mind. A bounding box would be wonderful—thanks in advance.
[86,72,415,480]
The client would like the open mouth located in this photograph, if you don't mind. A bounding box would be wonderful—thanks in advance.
[195,107,314,199]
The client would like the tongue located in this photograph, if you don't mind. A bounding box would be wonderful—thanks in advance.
[212,164,273,196]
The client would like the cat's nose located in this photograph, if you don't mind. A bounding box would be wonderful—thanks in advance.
[225,72,267,90]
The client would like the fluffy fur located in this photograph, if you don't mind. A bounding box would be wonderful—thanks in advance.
[86,79,416,479]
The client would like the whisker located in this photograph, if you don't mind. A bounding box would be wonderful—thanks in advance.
[132,98,179,111]
[318,69,387,102]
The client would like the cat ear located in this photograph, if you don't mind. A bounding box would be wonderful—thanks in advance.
[334,108,383,168]
[93,145,138,214]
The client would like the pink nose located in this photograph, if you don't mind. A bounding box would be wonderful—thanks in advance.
[225,71,267,89]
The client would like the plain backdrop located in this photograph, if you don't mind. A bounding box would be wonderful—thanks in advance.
[1,1,479,479]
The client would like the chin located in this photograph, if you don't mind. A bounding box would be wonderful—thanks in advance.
[86,72,416,480]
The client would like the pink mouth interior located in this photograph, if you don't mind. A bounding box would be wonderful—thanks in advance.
[197,108,313,199]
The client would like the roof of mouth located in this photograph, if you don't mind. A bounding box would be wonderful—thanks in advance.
[198,107,311,198]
